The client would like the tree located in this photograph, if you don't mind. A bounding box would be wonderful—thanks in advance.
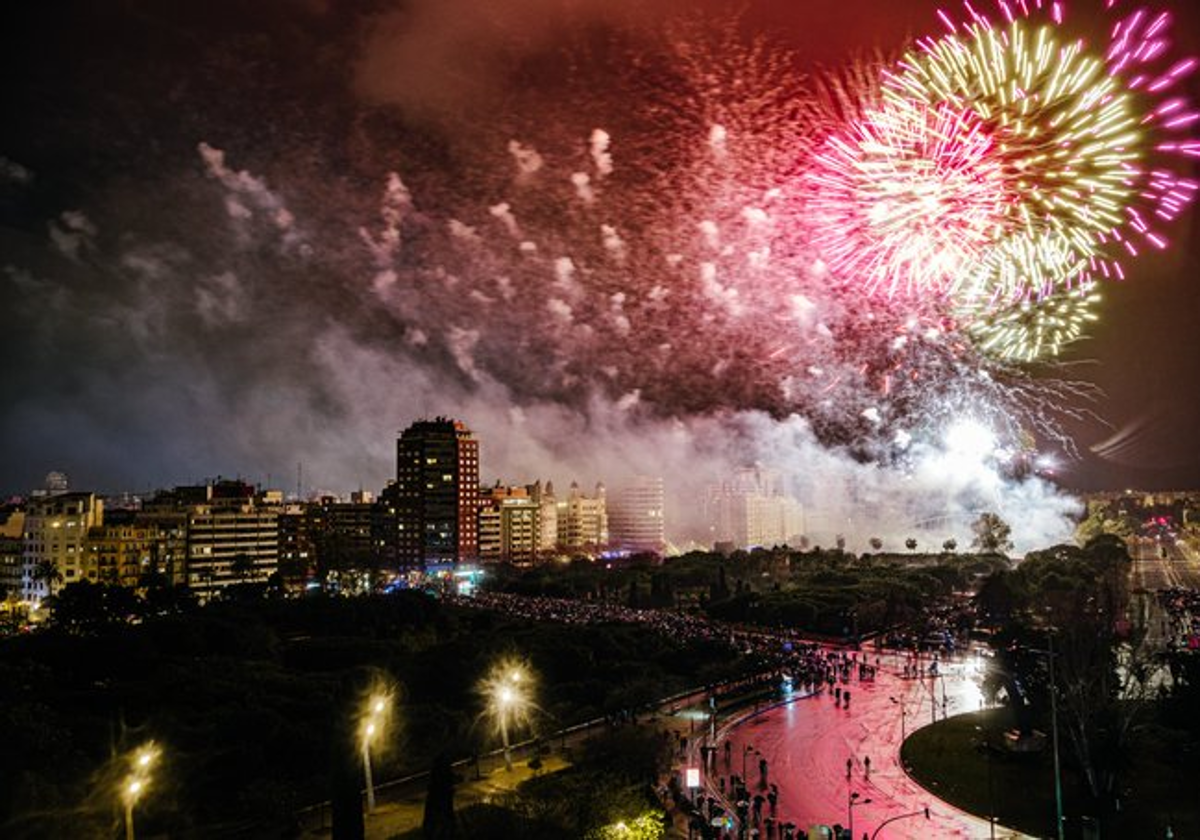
[905,537,918,552]
[971,512,1013,554]
[30,560,63,594]
[46,581,140,633]
[868,537,883,552]
[423,751,456,839]
[230,552,256,584]
[991,538,1143,811]
[942,538,957,553]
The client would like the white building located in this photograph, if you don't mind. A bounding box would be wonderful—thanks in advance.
[609,476,666,554]
[706,466,804,549]
[21,492,104,601]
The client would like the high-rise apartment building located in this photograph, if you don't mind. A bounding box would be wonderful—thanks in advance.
[169,481,280,602]
[706,465,804,549]
[395,418,480,568]
[527,481,559,554]
[609,476,666,555]
[21,492,104,601]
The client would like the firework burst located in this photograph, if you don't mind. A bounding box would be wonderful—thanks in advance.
[804,98,1012,298]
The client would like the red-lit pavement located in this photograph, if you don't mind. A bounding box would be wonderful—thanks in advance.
[707,652,1032,839]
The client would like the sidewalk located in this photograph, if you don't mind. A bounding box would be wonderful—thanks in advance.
[300,754,571,839]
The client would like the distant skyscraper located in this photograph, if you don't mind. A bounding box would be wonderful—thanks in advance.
[706,465,804,549]
[395,418,480,568]
[527,480,559,554]
[610,476,666,554]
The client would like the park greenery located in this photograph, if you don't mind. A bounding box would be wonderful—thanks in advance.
[0,591,747,838]
[486,547,1010,638]
[967,534,1200,831]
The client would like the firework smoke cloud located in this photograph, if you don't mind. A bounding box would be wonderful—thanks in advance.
[2,0,1196,552]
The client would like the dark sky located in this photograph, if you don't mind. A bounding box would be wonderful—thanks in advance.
[1,0,1197,498]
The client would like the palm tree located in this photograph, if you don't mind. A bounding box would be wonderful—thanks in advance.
[30,560,64,595]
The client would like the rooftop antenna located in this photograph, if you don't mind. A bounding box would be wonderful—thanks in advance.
[296,462,303,501]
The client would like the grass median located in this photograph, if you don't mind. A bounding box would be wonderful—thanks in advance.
[900,706,1198,839]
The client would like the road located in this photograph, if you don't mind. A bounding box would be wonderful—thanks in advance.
[705,651,1030,839]
[1131,538,1200,592]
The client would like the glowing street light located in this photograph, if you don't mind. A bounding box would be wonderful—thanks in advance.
[121,742,159,840]
[481,658,534,771]
[360,691,392,812]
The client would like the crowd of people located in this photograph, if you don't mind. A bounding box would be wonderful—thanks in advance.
[448,589,745,651]
[1160,587,1200,651]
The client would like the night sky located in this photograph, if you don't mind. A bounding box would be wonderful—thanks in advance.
[2,0,1197,500]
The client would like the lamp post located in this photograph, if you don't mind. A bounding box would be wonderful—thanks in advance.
[121,743,158,840]
[497,684,516,770]
[361,693,391,813]
[123,779,143,840]
[849,790,872,840]
[1047,634,1065,840]
[889,696,908,742]
[870,806,930,840]
[484,661,532,772]
[975,725,996,840]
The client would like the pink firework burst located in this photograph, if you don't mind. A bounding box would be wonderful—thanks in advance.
[802,98,1013,299]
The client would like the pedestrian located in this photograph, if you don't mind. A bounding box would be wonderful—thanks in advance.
[864,756,871,778]
[846,756,853,779]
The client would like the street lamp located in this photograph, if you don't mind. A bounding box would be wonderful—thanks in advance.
[360,691,392,812]
[1022,635,1066,840]
[870,806,930,840]
[121,742,159,840]
[848,790,872,840]
[889,696,908,742]
[482,658,534,771]
[975,725,996,840]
